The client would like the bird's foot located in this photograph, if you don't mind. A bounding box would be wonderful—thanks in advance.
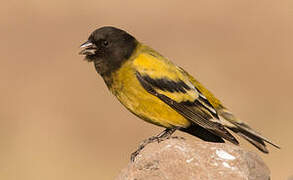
[170,136,185,140]
[130,128,177,162]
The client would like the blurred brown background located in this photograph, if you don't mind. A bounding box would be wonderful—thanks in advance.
[0,0,292,179]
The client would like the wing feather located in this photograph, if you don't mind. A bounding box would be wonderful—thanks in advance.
[135,64,239,145]
[132,47,279,151]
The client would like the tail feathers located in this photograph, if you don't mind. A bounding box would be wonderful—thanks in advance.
[209,122,239,145]
[219,109,280,153]
[228,127,269,153]
[232,122,280,149]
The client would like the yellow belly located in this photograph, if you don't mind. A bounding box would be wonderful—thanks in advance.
[109,61,190,128]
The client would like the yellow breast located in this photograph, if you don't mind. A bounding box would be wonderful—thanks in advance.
[109,60,190,128]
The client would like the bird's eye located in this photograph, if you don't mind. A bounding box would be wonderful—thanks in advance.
[103,40,109,47]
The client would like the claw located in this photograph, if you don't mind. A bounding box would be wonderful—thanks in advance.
[130,128,177,162]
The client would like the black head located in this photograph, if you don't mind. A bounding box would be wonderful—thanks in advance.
[79,26,138,76]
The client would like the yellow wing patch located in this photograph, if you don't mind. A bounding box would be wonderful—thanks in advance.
[133,53,186,80]
[133,52,199,103]
[156,90,197,103]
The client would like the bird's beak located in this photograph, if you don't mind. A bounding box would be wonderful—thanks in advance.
[79,40,97,55]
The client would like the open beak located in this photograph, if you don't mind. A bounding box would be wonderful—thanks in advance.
[79,40,97,55]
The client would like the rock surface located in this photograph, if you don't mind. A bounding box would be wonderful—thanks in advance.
[116,138,270,180]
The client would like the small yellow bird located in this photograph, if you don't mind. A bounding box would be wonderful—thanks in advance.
[79,26,279,161]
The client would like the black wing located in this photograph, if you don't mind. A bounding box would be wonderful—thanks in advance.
[136,71,239,145]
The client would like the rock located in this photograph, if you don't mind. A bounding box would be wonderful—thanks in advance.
[116,138,270,180]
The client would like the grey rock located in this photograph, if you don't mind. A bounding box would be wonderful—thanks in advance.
[116,138,270,180]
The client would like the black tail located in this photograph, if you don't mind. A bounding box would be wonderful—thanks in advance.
[181,124,225,143]
[228,126,268,153]
[218,109,280,153]
[228,122,280,153]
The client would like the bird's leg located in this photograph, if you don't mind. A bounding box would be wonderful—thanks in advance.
[131,128,177,162]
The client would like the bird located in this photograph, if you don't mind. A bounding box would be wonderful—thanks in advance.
[79,26,279,161]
